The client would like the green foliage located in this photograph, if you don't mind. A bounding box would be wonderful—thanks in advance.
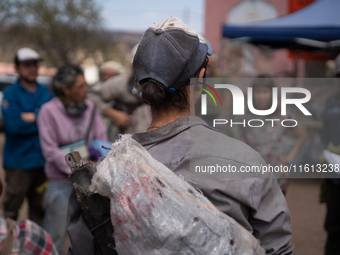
[0,0,15,25]
[2,0,111,66]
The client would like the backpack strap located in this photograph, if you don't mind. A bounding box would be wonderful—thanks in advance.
[1,218,16,255]
[84,106,96,145]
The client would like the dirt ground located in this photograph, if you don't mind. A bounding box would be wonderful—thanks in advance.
[286,178,327,255]
[0,134,328,255]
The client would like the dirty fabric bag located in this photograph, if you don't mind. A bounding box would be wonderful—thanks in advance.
[90,135,265,255]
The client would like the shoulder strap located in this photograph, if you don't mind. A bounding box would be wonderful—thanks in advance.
[84,106,96,145]
[1,218,16,255]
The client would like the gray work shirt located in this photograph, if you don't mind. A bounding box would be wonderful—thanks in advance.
[87,73,140,114]
[67,115,294,255]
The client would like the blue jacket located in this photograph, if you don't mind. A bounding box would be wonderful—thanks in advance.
[2,80,52,170]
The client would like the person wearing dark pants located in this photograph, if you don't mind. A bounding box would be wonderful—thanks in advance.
[325,179,340,255]
[3,167,46,225]
[1,48,52,226]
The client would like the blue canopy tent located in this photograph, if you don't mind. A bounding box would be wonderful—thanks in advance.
[222,0,340,52]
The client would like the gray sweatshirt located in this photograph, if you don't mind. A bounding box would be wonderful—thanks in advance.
[67,115,295,255]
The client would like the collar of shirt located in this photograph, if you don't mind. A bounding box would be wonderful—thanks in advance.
[132,115,215,146]
[16,80,41,94]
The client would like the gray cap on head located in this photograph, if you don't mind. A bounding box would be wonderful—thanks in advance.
[133,16,212,92]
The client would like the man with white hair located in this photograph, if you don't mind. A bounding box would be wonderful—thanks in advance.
[99,61,127,82]
[88,55,150,140]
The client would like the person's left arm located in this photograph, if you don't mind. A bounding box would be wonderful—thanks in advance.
[2,89,38,135]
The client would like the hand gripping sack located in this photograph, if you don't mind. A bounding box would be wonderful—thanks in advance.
[90,135,265,255]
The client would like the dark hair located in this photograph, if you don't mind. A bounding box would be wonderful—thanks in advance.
[14,55,20,66]
[139,56,209,112]
[52,64,84,97]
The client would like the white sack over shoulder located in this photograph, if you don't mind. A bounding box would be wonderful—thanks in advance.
[90,135,265,255]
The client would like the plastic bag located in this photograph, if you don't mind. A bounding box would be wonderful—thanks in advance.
[90,135,265,255]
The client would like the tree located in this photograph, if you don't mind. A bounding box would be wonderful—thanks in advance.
[0,0,15,26]
[3,0,110,66]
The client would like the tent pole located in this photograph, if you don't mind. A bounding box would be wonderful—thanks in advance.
[294,52,299,78]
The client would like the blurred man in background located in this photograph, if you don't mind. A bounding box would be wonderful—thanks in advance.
[1,48,52,226]
[87,72,144,139]
[88,53,150,140]
[99,61,127,82]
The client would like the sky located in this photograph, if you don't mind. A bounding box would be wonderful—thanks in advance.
[95,0,205,34]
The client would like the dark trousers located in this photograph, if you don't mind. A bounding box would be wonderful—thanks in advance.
[325,179,340,255]
[3,167,46,226]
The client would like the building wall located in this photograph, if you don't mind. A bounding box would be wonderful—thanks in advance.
[205,0,288,51]
[204,0,300,77]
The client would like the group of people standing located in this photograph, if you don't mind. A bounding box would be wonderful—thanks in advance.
[1,48,109,254]
[0,43,150,254]
[0,16,338,255]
